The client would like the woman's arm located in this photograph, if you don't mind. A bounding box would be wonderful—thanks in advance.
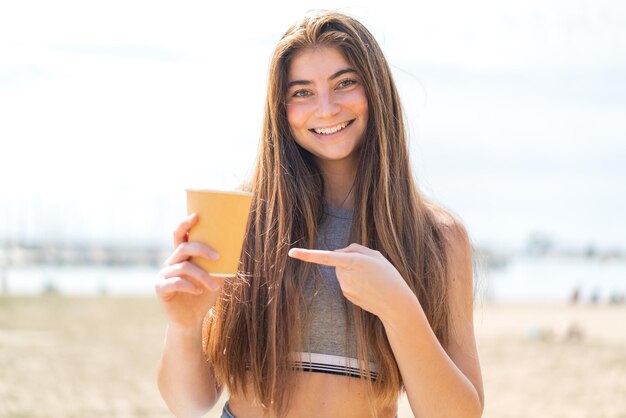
[157,322,223,418]
[380,220,484,417]
[288,217,484,417]
[156,213,226,418]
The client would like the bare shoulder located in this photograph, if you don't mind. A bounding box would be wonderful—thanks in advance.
[424,201,473,292]
[424,201,470,253]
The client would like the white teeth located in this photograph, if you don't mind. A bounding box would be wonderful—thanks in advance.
[313,121,350,135]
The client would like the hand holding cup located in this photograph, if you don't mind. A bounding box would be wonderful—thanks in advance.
[155,190,252,330]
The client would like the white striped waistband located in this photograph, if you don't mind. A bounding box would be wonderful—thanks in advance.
[291,352,378,379]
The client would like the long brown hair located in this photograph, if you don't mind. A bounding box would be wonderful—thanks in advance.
[205,10,450,416]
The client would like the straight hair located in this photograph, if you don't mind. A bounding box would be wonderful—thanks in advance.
[205,10,451,416]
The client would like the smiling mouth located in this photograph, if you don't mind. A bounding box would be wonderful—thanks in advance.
[309,120,354,135]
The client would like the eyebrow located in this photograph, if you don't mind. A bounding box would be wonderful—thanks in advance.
[287,68,357,88]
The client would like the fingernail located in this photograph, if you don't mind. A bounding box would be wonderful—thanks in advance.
[210,251,220,260]
[209,281,220,291]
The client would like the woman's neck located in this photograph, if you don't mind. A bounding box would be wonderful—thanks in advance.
[317,159,357,211]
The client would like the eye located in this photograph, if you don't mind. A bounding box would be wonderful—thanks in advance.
[292,89,312,98]
[338,79,357,89]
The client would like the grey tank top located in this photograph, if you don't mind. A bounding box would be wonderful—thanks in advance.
[296,205,378,379]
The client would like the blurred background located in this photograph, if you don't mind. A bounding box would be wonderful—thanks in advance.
[1,0,625,417]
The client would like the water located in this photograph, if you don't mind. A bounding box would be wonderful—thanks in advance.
[2,258,625,303]
[1,265,159,296]
[480,257,626,303]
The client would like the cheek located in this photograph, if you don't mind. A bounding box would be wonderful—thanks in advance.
[358,94,369,118]
[359,101,369,125]
[286,104,307,131]
[350,89,369,120]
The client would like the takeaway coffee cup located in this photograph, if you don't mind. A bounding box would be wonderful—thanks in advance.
[186,189,253,276]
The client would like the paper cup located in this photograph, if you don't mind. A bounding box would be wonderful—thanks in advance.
[186,189,253,276]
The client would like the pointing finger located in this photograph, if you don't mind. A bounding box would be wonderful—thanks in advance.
[288,248,357,269]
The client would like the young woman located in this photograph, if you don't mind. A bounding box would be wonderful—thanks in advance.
[156,11,484,418]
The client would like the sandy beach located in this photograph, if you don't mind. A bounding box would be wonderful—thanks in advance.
[1,296,624,417]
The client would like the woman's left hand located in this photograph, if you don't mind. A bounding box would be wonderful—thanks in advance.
[288,243,416,319]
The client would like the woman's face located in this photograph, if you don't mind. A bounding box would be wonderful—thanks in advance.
[285,46,368,170]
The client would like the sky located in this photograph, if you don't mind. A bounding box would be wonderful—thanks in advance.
[1,0,625,252]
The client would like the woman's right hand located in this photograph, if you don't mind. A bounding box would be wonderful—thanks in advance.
[155,213,224,331]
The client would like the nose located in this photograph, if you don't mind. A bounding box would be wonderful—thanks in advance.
[315,92,340,118]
